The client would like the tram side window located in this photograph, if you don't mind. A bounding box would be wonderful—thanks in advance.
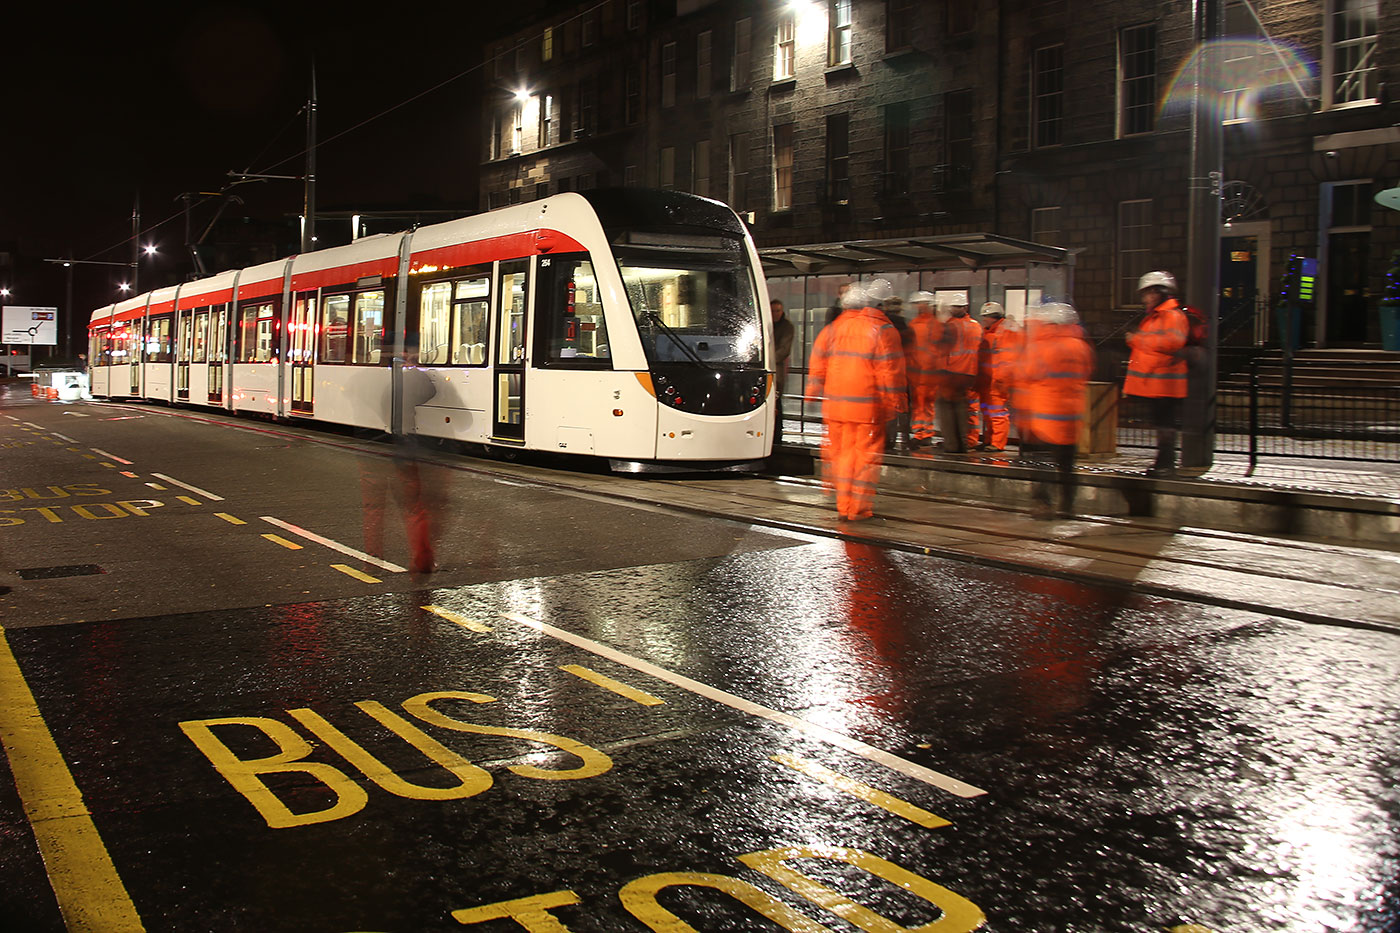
[535,254,610,366]
[452,277,490,365]
[90,330,108,365]
[321,295,350,363]
[146,316,174,363]
[193,311,209,363]
[238,302,277,362]
[353,290,385,365]
[210,306,228,362]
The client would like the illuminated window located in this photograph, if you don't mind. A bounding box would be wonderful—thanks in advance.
[352,291,385,365]
[536,254,610,366]
[240,301,277,362]
[774,16,796,80]
[773,123,794,211]
[829,0,852,66]
[1326,0,1378,106]
[542,26,554,61]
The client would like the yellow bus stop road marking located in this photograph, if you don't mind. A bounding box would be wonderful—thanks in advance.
[214,513,246,525]
[422,605,493,633]
[261,534,304,550]
[772,752,951,829]
[561,664,665,706]
[0,626,145,931]
[332,564,382,584]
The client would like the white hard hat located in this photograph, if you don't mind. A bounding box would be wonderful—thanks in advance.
[865,278,894,303]
[841,284,869,309]
[1028,300,1079,326]
[980,301,1005,318]
[908,290,936,305]
[936,291,969,310]
[1137,271,1177,294]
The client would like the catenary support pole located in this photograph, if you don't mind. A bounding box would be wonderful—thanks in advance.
[1182,0,1224,469]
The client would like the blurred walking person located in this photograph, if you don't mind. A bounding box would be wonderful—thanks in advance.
[972,301,1017,451]
[1014,301,1094,519]
[906,291,944,448]
[1125,271,1189,476]
[936,292,981,453]
[808,282,908,521]
[880,293,914,451]
[770,298,794,445]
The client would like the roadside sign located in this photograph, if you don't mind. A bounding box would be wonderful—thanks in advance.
[2,306,60,346]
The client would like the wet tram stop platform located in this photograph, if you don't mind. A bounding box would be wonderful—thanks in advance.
[652,436,1400,638]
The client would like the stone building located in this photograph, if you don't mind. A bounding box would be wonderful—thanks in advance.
[479,0,1398,349]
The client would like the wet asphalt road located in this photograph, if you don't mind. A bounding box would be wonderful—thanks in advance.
[2,390,1398,933]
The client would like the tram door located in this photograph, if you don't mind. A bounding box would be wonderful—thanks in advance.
[208,305,226,405]
[127,323,141,396]
[176,311,192,400]
[290,292,315,414]
[492,259,529,442]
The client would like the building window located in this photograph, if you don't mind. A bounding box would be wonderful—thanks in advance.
[578,82,596,137]
[624,165,638,187]
[660,147,676,189]
[1031,45,1064,148]
[540,94,555,148]
[732,18,752,91]
[829,0,852,66]
[1326,0,1379,106]
[543,26,554,62]
[662,42,677,107]
[697,31,712,99]
[728,134,748,211]
[1322,179,1373,343]
[883,104,910,196]
[693,140,711,196]
[627,0,642,30]
[945,90,973,178]
[773,124,794,211]
[886,0,913,51]
[511,105,523,153]
[1118,199,1153,306]
[775,16,796,81]
[826,113,850,204]
[582,12,598,47]
[1118,24,1157,136]
[625,67,642,124]
[1030,206,1062,246]
[514,43,525,75]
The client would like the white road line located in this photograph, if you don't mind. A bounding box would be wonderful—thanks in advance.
[259,517,408,573]
[499,611,987,799]
[51,432,77,443]
[89,448,131,464]
[149,473,225,501]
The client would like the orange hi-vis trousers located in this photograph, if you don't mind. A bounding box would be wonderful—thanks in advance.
[822,421,886,520]
[973,387,1010,449]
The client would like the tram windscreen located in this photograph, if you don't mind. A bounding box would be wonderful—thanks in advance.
[616,243,763,367]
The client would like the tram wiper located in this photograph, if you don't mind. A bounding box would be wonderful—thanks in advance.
[642,307,716,371]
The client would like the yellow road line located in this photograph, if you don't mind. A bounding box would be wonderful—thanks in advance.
[332,564,381,583]
[561,664,664,706]
[422,605,493,633]
[261,534,303,550]
[175,496,201,506]
[0,626,145,931]
[214,513,246,525]
[772,752,951,828]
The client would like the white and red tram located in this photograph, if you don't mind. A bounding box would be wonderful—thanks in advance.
[87,190,775,469]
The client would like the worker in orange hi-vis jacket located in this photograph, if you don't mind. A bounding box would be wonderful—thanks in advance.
[905,291,944,447]
[1013,300,1095,520]
[935,292,981,453]
[1125,270,1189,477]
[808,280,908,521]
[971,302,1018,451]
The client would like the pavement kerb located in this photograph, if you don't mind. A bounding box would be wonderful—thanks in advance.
[770,445,1400,548]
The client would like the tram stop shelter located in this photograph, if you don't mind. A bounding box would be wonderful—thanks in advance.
[760,233,1074,447]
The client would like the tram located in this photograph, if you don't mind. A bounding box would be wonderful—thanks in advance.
[87,190,775,469]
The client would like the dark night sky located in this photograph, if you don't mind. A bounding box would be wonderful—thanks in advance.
[2,2,562,326]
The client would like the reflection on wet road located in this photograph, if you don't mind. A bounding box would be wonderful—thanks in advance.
[3,539,1397,932]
